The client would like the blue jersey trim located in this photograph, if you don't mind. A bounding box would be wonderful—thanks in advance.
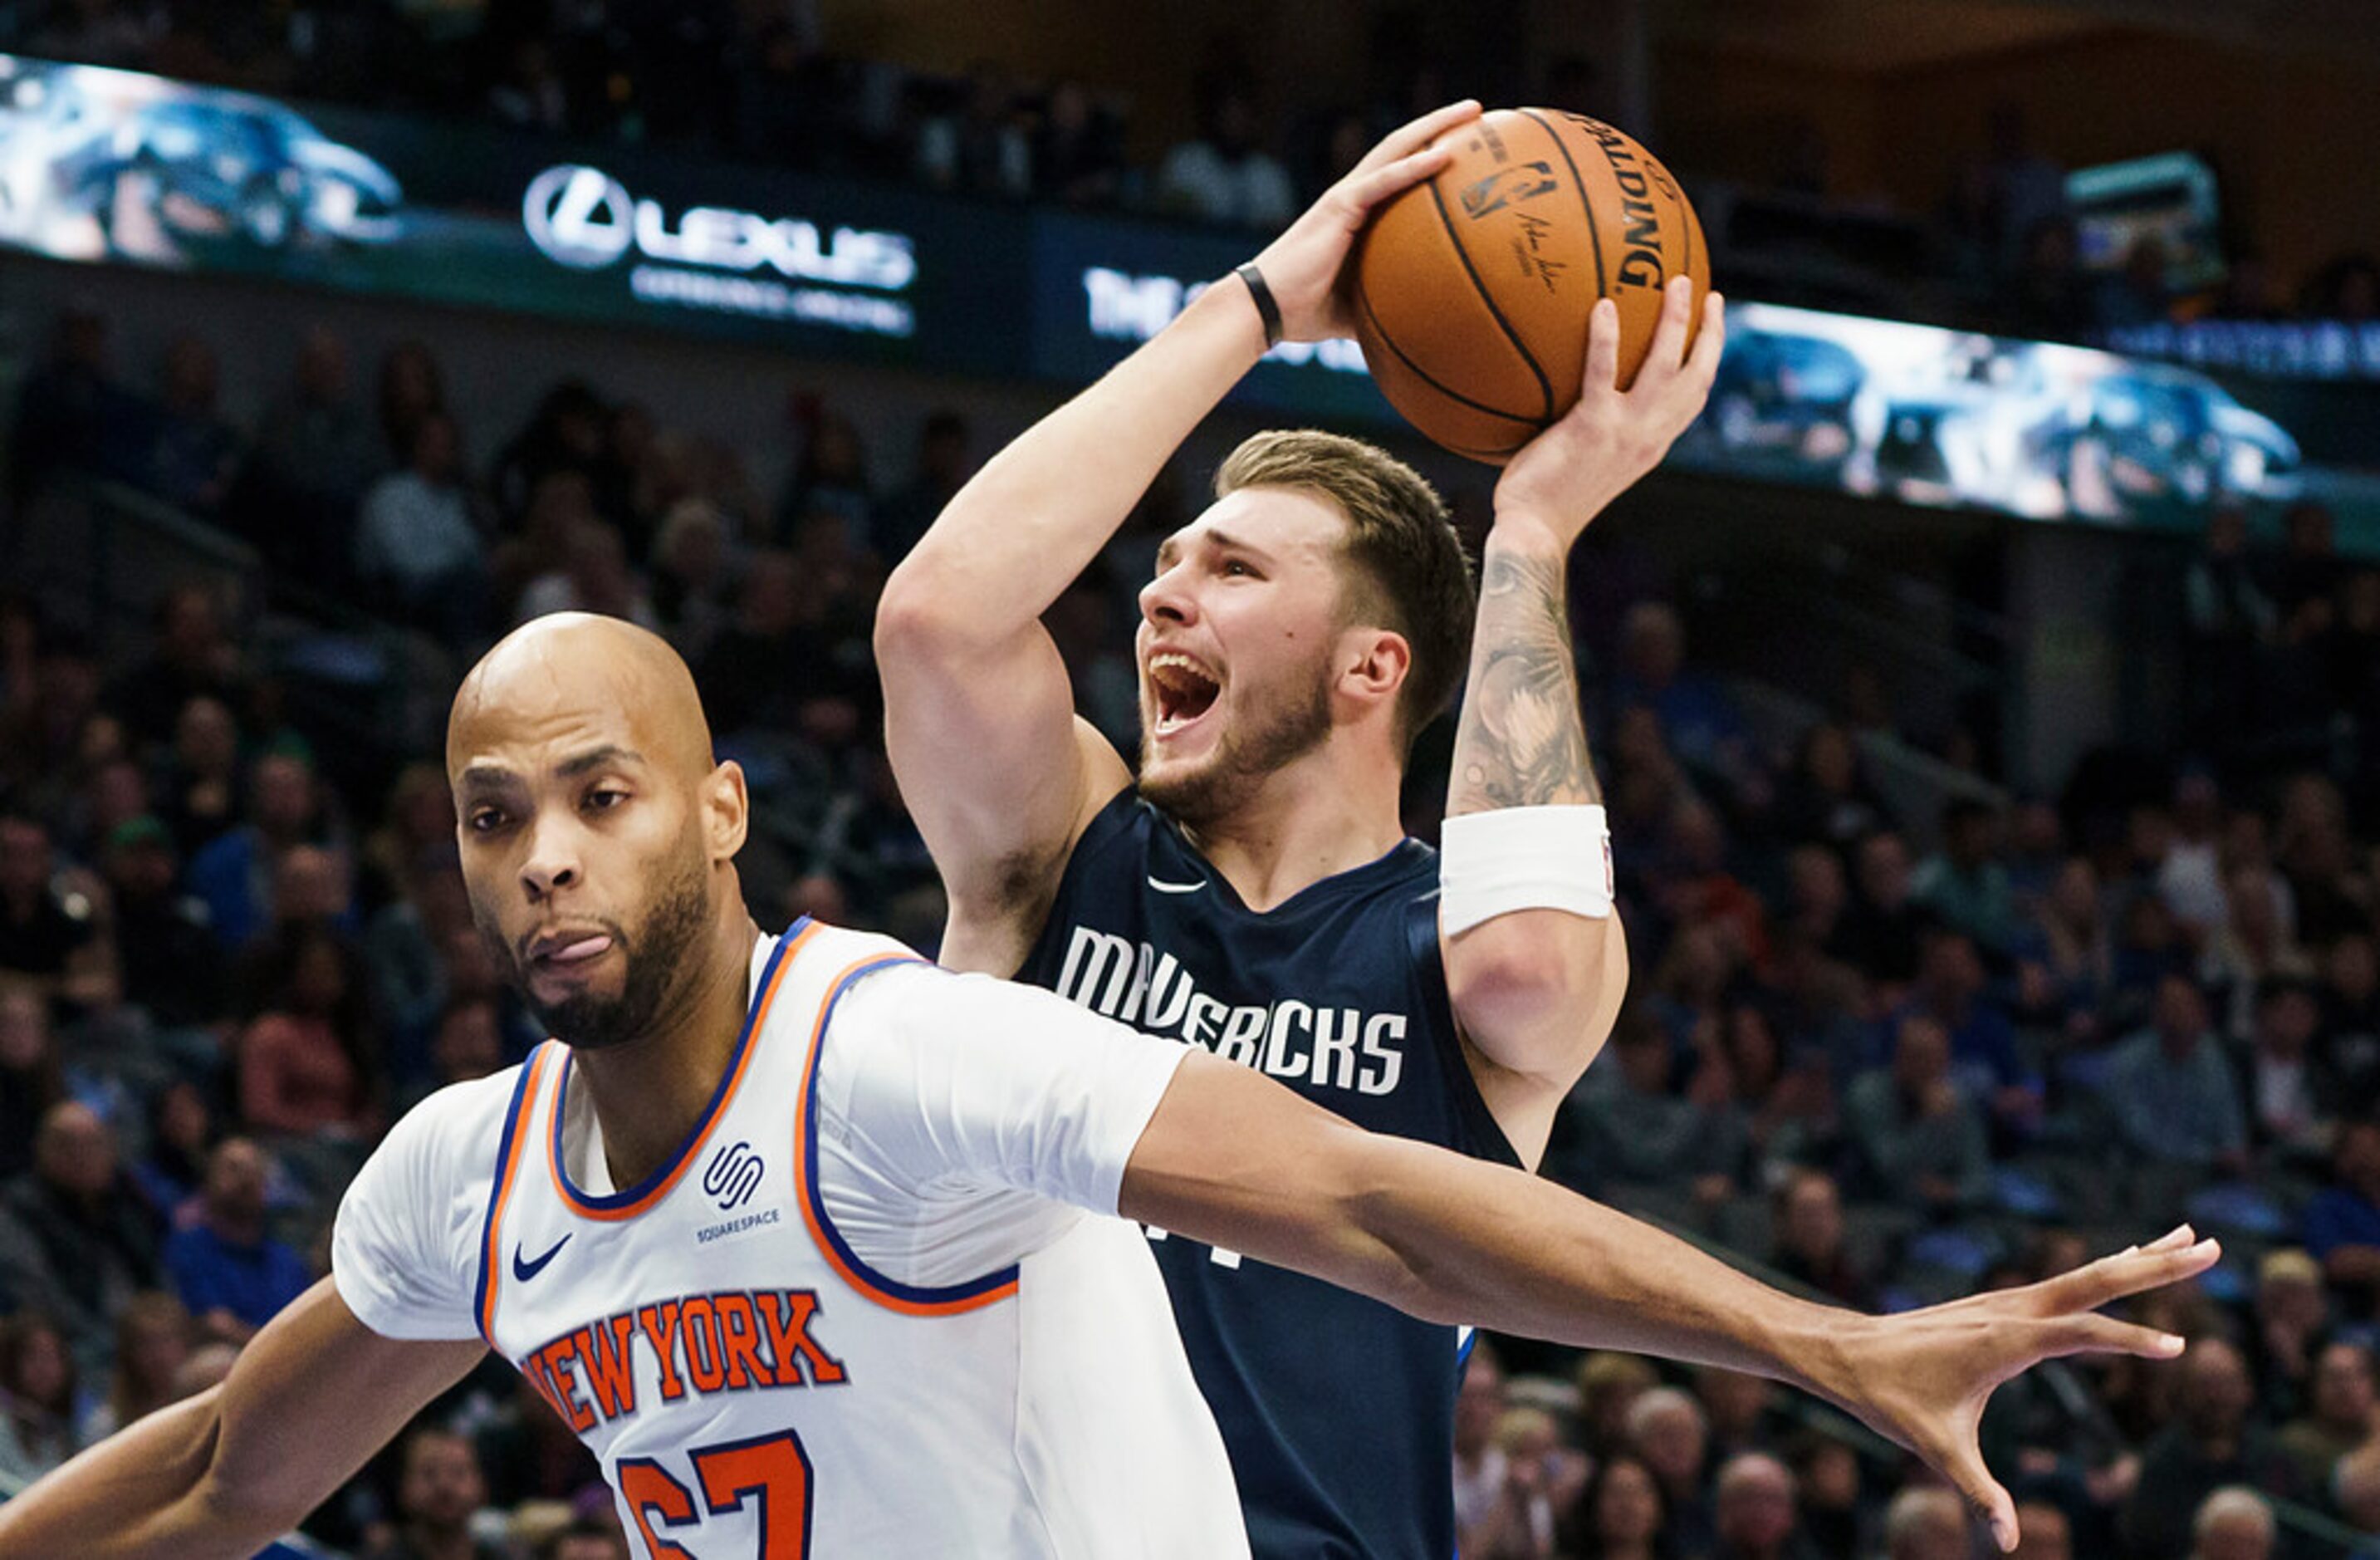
[801,956,1022,1307]
[471,1048,548,1349]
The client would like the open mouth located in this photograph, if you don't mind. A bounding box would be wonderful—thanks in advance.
[1147,651,1222,737]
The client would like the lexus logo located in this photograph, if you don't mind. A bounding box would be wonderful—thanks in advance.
[519,162,918,291]
[523,164,634,269]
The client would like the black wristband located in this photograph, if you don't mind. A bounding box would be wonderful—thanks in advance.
[1235,262,1284,350]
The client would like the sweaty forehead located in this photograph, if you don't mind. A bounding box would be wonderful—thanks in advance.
[447,616,713,787]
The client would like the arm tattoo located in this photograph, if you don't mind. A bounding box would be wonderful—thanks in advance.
[1447,547,1602,813]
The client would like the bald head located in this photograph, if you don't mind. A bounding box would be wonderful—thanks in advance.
[447,613,748,1053]
[449,613,714,787]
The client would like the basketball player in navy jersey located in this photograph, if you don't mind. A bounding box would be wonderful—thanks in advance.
[879,100,1726,1558]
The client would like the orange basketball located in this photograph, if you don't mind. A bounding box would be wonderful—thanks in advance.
[1350,108,1710,464]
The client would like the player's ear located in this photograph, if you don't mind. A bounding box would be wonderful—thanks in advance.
[1337,627,1411,717]
[703,760,748,863]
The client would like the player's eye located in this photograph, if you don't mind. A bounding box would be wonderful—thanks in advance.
[466,807,507,834]
[1222,559,1256,577]
[584,787,628,813]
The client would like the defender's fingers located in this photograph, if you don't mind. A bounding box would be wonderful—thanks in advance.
[2032,1313,2187,1362]
[2045,1236,2219,1313]
[1353,100,1484,177]
[1940,1440,2017,1553]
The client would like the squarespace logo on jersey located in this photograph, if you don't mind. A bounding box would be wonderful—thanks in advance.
[522,164,918,338]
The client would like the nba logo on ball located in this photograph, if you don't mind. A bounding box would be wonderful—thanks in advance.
[1350,107,1709,464]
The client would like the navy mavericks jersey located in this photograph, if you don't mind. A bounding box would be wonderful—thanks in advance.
[1016,790,1520,1560]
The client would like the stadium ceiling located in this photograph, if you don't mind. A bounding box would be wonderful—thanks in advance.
[1665,0,2380,70]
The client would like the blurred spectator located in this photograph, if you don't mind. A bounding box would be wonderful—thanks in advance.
[355,411,491,644]
[2184,509,2277,746]
[492,383,610,530]
[0,988,65,1181]
[1697,1367,1781,1462]
[0,810,116,1015]
[237,925,380,1140]
[1769,1168,1873,1308]
[120,336,243,518]
[238,325,382,586]
[2012,1497,2071,1559]
[1033,79,1126,208]
[1768,724,1890,857]
[2276,1338,2375,1494]
[2241,979,2333,1154]
[100,817,223,1032]
[649,500,736,665]
[1570,1450,1671,1559]
[0,1311,82,1489]
[375,341,450,470]
[537,1519,630,1560]
[1553,1009,1744,1204]
[871,410,973,563]
[1660,801,1770,969]
[1912,798,2016,954]
[2251,1247,2329,1421]
[81,1291,193,1440]
[1881,1484,1966,1560]
[1454,1345,1510,1553]
[515,519,658,630]
[2186,1485,2275,1560]
[1841,831,1929,989]
[2307,1119,2380,1310]
[1576,1352,1658,1464]
[1900,928,2035,1131]
[1614,603,1751,795]
[2120,1337,2296,1558]
[913,61,1031,199]
[1627,1387,1714,1557]
[1156,84,1294,228]
[2157,773,2230,939]
[164,1137,310,1343]
[187,748,333,953]
[776,410,874,552]
[1785,1435,1863,1557]
[2202,873,2314,1043]
[108,584,244,746]
[1467,1405,1586,1559]
[365,1424,507,1560]
[0,1102,161,1366]
[157,694,243,858]
[2102,974,2246,1173]
[1845,1013,1991,1216]
[1709,1451,1811,1560]
[127,1079,214,1229]
[2016,856,2111,1038]
[7,305,124,512]
[2337,1439,2380,1538]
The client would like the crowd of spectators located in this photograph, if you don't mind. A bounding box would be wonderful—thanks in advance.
[0,247,2378,1559]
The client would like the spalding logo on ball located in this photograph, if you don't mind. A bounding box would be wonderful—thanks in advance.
[1350,108,1710,464]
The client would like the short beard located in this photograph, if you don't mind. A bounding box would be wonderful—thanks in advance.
[1138,664,1333,830]
[478,852,713,1053]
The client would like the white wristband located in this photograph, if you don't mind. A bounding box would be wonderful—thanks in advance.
[1438,805,1614,935]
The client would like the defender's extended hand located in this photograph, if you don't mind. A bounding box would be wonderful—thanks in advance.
[1815,1225,2216,1552]
[1246,100,1481,343]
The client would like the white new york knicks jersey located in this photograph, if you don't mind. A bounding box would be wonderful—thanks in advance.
[332,920,1249,1558]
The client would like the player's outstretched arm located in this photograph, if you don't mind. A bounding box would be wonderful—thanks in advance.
[0,1279,483,1558]
[1439,277,1726,1151]
[1121,1051,2210,1554]
[876,102,1480,964]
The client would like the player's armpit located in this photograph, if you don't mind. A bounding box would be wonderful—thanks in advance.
[0,1278,483,1558]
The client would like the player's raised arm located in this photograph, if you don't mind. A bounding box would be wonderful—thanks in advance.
[0,1278,483,1558]
[1437,276,1726,1151]
[1119,1049,2207,1555]
[875,102,1481,964]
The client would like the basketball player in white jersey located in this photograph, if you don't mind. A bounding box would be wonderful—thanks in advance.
[2,613,2211,1557]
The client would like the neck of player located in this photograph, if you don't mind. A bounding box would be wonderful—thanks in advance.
[1178,739,1406,913]
[570,909,764,1194]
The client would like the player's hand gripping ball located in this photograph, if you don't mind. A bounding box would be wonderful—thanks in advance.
[1350,109,1709,464]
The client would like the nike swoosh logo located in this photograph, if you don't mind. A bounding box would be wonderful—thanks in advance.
[1147,876,1207,894]
[512,1234,570,1283]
